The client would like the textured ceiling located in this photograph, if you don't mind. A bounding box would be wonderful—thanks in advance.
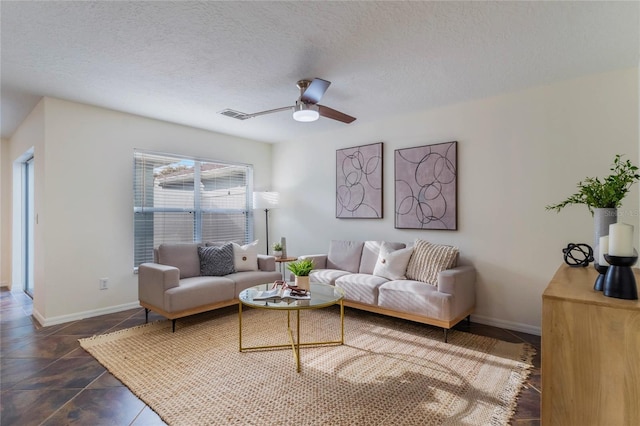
[1,1,638,143]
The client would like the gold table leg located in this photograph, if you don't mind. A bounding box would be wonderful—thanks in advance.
[238,302,243,351]
[239,300,344,373]
[340,299,344,344]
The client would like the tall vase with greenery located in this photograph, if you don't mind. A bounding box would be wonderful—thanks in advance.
[546,154,640,264]
[287,258,314,291]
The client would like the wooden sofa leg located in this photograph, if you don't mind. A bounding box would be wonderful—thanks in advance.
[172,319,176,333]
[443,328,448,343]
[145,308,149,324]
[466,315,471,325]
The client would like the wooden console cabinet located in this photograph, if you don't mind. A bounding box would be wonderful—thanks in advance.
[542,264,640,425]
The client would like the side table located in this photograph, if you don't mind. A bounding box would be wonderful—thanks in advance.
[275,256,298,280]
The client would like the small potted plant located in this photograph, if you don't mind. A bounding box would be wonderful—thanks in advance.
[272,242,283,258]
[287,258,314,291]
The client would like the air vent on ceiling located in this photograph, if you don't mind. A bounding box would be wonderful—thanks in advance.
[218,109,249,120]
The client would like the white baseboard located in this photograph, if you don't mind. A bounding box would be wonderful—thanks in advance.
[30,301,541,336]
[470,314,541,336]
[33,302,141,327]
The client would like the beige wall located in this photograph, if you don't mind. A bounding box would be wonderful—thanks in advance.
[4,98,274,324]
[273,68,640,334]
[3,69,638,332]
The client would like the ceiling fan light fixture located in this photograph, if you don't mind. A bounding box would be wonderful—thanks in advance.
[293,102,319,122]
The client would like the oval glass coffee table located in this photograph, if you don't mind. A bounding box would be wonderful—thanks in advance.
[238,282,345,373]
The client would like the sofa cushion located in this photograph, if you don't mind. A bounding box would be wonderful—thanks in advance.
[232,240,259,272]
[164,276,235,313]
[359,241,406,274]
[310,269,351,286]
[378,280,452,321]
[198,243,235,276]
[157,243,202,279]
[226,270,283,296]
[335,273,388,305]
[372,243,414,280]
[327,240,364,273]
[406,239,459,285]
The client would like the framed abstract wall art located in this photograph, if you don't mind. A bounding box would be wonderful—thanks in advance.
[394,141,457,230]
[336,142,383,218]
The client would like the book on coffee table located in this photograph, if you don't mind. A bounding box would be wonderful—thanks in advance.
[253,287,311,300]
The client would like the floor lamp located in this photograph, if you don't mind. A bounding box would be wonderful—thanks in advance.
[253,192,279,254]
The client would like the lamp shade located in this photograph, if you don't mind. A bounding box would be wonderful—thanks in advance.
[253,192,280,210]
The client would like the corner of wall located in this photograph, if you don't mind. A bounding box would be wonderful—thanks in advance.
[0,138,9,288]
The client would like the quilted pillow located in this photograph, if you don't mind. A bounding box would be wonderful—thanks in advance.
[406,239,458,285]
[232,240,259,272]
[198,243,235,276]
[372,243,414,280]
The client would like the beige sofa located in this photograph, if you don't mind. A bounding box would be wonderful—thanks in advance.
[138,242,282,331]
[300,240,476,342]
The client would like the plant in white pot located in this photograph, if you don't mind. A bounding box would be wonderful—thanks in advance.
[546,154,640,263]
[272,242,283,258]
[287,258,314,291]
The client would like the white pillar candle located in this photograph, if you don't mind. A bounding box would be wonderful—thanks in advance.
[598,235,609,266]
[608,223,635,257]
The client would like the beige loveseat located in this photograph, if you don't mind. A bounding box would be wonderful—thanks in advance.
[138,242,282,331]
[300,240,476,342]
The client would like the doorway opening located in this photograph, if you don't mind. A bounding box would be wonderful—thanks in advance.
[12,149,35,299]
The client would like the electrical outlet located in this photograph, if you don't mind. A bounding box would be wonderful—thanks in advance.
[99,278,108,290]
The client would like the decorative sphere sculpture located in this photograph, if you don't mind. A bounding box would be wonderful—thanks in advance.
[562,243,594,267]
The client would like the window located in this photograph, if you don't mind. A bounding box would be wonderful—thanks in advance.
[133,150,253,267]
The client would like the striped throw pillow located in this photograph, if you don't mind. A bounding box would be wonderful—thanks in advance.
[406,240,458,285]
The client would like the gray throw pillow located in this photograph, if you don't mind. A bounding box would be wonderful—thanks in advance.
[198,243,235,276]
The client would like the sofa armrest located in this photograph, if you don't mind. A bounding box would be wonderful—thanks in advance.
[298,254,328,269]
[139,263,180,290]
[138,263,180,309]
[437,265,475,294]
[257,255,276,272]
[437,265,476,318]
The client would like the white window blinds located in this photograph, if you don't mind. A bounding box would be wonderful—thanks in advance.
[133,150,253,267]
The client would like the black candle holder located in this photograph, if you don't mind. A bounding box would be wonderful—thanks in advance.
[603,251,638,300]
[593,263,608,291]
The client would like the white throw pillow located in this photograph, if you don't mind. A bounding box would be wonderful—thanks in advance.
[232,240,259,272]
[372,243,414,280]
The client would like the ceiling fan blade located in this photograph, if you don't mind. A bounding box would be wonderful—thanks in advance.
[219,106,293,120]
[300,78,331,104]
[318,105,356,124]
[243,106,293,119]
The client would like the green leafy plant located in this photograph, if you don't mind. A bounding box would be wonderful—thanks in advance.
[272,242,283,252]
[546,154,640,215]
[287,258,314,276]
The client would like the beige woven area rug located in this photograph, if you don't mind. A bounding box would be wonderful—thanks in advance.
[80,306,535,426]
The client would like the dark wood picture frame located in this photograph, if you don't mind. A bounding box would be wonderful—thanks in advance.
[336,142,383,219]
[394,141,457,230]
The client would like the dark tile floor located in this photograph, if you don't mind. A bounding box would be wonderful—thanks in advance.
[1,287,541,425]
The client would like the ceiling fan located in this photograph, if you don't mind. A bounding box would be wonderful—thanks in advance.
[219,78,356,124]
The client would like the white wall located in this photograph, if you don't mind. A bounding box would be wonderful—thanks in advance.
[3,100,46,320]
[272,68,640,334]
[4,98,274,324]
